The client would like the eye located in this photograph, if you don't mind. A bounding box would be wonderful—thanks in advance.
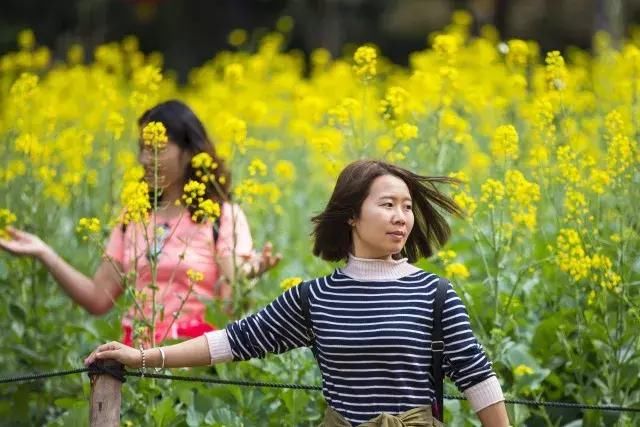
[382,202,393,208]
[404,204,413,210]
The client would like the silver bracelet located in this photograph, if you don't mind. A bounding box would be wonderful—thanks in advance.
[138,346,146,377]
[155,348,166,372]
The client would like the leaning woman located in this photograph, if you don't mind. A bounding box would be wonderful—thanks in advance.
[86,159,510,426]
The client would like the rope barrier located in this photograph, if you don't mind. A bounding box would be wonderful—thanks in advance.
[1,367,639,413]
[0,367,89,384]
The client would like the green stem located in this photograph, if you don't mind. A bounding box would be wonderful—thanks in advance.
[150,143,159,346]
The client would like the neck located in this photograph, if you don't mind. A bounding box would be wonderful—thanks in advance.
[152,185,184,219]
[340,254,420,281]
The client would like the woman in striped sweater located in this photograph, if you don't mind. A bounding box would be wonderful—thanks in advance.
[86,160,511,426]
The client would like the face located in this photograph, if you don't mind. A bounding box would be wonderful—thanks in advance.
[137,138,189,195]
[350,174,414,260]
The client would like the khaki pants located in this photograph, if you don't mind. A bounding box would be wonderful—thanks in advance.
[320,405,445,427]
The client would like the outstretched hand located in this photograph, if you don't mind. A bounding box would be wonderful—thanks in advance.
[84,341,141,368]
[243,242,282,279]
[0,227,48,258]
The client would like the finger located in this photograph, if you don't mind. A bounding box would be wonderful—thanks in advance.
[270,254,282,266]
[84,351,97,366]
[94,349,120,362]
[96,341,120,353]
[0,240,20,253]
[264,244,272,255]
[7,227,26,239]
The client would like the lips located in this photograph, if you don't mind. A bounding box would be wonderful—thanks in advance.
[388,231,406,237]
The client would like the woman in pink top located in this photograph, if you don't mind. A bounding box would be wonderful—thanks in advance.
[0,100,279,346]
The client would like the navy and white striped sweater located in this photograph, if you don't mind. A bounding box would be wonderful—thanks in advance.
[226,269,495,426]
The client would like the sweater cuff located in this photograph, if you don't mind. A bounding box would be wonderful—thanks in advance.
[204,330,233,364]
[464,376,505,412]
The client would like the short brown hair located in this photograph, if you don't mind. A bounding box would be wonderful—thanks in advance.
[311,160,462,263]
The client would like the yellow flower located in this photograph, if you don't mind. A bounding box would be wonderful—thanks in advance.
[353,45,377,81]
[276,16,294,33]
[563,189,588,220]
[587,290,597,306]
[280,277,303,291]
[121,180,150,224]
[555,229,591,281]
[194,199,221,222]
[604,110,633,178]
[490,125,519,161]
[106,112,125,140]
[181,180,219,222]
[439,109,470,144]
[379,87,409,121]
[449,171,469,184]
[274,160,296,182]
[228,29,247,47]
[445,263,470,280]
[514,364,534,376]
[76,217,101,241]
[504,170,540,231]
[329,98,360,127]
[224,63,244,85]
[248,158,268,176]
[191,152,215,169]
[133,65,162,92]
[453,191,477,217]
[182,180,206,205]
[506,39,529,68]
[433,34,461,63]
[187,269,204,283]
[588,169,611,195]
[437,250,457,264]
[545,51,568,91]
[18,29,36,50]
[10,72,39,99]
[191,152,218,183]
[394,123,419,141]
[480,179,505,207]
[556,145,580,185]
[0,209,17,239]
[141,121,168,149]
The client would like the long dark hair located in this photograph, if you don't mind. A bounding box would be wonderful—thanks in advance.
[138,100,231,219]
[311,160,463,263]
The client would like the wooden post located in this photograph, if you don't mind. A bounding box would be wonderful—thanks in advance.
[89,359,123,427]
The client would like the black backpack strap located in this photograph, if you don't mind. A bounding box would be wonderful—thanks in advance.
[299,281,317,357]
[431,276,449,422]
[212,214,221,244]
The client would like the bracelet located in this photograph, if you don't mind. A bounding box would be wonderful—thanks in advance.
[154,348,166,372]
[138,346,146,377]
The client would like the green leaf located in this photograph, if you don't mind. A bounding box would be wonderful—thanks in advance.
[186,404,204,427]
[152,397,177,427]
[8,303,26,322]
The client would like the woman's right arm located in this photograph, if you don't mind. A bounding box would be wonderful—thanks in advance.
[0,227,124,315]
[85,282,313,368]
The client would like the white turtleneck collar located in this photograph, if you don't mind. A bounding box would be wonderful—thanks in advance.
[339,254,421,281]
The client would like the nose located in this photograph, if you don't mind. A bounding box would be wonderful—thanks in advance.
[138,148,151,167]
[391,208,406,225]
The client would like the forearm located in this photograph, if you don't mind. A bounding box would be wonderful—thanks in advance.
[145,335,212,368]
[476,401,510,427]
[38,246,110,314]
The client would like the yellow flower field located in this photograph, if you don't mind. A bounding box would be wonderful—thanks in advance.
[0,12,638,426]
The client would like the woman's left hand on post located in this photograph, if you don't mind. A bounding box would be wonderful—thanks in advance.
[84,341,141,368]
